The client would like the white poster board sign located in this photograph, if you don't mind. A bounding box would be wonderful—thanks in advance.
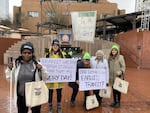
[71,11,97,42]
[79,69,106,91]
[40,58,77,83]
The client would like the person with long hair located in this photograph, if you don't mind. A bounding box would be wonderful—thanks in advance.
[108,45,126,108]
[5,42,48,113]
[45,39,64,113]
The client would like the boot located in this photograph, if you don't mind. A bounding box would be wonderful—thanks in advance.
[57,105,62,113]
[48,106,53,113]
[70,100,75,107]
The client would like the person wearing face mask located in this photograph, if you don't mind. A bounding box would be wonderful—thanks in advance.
[90,50,109,106]
[45,39,64,113]
[5,42,48,113]
[108,45,126,108]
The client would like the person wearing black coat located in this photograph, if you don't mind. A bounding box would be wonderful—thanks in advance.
[68,52,91,107]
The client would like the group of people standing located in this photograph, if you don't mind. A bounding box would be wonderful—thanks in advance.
[69,44,126,109]
[5,39,126,113]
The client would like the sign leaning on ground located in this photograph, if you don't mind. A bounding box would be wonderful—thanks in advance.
[71,11,97,42]
[40,58,77,83]
[79,69,106,91]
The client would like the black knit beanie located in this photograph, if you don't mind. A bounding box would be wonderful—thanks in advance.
[20,42,34,53]
[52,39,60,46]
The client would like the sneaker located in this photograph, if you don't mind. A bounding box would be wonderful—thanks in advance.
[70,101,75,107]
[57,105,62,113]
[49,106,53,113]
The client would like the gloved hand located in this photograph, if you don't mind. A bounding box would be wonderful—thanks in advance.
[116,70,122,76]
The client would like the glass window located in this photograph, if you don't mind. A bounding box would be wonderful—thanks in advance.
[28,11,39,17]
[46,12,55,17]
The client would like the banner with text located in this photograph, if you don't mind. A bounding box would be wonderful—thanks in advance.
[79,69,106,91]
[71,11,97,42]
[40,58,77,83]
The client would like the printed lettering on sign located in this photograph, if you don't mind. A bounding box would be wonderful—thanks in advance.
[40,58,77,82]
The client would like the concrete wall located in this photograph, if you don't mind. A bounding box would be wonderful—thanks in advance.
[1,35,117,65]
[115,30,150,69]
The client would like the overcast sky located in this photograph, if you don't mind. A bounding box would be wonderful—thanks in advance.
[108,0,136,13]
[9,0,136,16]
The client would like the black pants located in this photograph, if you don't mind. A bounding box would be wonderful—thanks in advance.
[112,88,121,103]
[49,88,62,104]
[17,95,41,113]
[70,83,79,102]
[69,83,102,104]
[93,90,102,104]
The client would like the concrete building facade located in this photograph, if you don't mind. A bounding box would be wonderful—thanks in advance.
[13,0,125,33]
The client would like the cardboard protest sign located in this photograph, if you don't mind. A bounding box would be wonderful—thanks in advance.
[79,69,106,91]
[40,58,77,83]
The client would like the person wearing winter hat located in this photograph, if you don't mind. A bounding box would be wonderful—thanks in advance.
[45,39,64,113]
[108,44,126,108]
[90,50,109,106]
[69,52,91,108]
[111,45,119,51]
[5,42,48,113]
[52,39,60,47]
[20,42,34,54]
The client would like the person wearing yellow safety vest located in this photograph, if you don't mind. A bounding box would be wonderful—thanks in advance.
[45,39,64,113]
[69,52,91,108]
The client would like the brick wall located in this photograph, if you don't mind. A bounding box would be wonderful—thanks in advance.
[0,38,21,65]
[115,30,150,69]
[14,0,121,33]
